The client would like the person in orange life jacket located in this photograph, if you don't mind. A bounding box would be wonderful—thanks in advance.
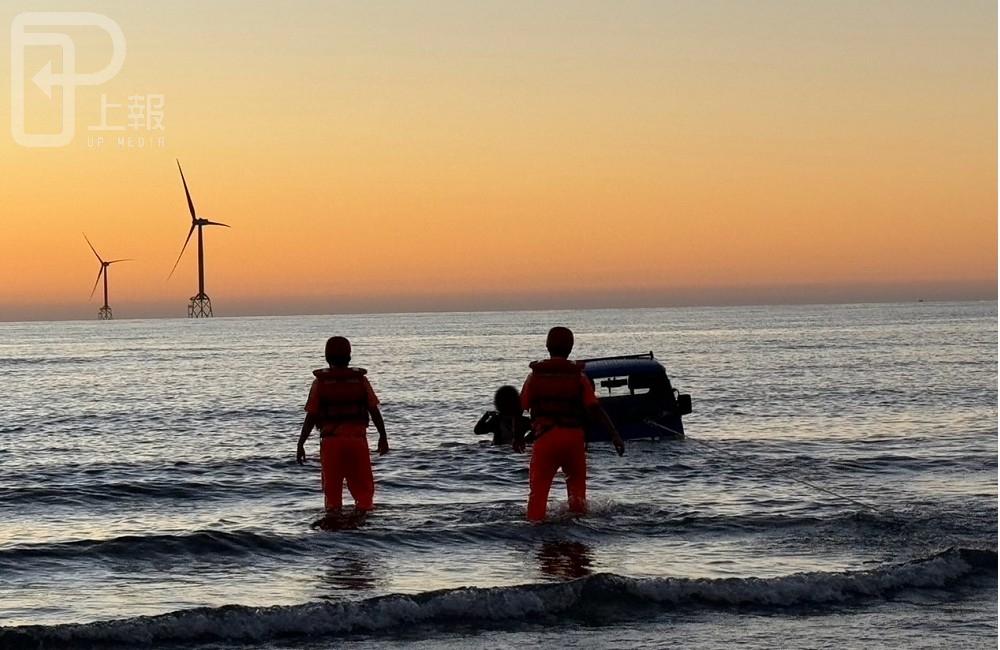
[515,326,625,522]
[474,385,532,446]
[297,336,389,513]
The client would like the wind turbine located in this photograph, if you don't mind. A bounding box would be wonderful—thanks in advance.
[84,233,131,320]
[168,159,230,317]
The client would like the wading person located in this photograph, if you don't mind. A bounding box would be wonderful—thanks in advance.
[297,336,389,516]
[474,385,532,446]
[516,326,624,522]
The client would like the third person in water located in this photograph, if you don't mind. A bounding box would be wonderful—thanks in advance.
[474,385,532,446]
[298,327,623,523]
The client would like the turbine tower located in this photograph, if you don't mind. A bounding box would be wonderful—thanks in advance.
[168,160,230,318]
[84,233,131,320]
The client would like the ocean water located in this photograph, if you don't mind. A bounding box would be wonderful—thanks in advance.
[0,302,995,649]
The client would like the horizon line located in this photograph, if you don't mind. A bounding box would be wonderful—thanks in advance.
[1,294,995,325]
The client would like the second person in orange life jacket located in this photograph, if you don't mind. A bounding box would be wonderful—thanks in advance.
[297,336,389,514]
[515,326,625,522]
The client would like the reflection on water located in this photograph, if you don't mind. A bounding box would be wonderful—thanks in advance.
[317,550,381,596]
[537,541,593,580]
[311,510,369,531]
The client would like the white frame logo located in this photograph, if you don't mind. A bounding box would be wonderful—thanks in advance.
[10,12,127,148]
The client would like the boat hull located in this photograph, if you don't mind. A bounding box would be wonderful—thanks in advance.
[586,410,685,442]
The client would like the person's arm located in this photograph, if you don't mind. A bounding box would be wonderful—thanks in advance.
[579,374,624,456]
[297,414,316,464]
[513,377,532,453]
[298,380,321,464]
[589,404,625,456]
[362,377,388,455]
[515,415,534,450]
[475,411,498,436]
[371,405,389,455]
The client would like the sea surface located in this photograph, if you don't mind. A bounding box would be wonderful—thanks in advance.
[0,302,996,649]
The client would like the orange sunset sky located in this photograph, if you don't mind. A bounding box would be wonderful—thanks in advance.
[1,1,996,320]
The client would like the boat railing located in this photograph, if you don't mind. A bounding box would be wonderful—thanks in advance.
[580,351,655,363]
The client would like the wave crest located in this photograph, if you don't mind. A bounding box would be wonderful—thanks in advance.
[0,547,993,648]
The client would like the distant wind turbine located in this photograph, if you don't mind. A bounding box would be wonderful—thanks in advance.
[168,159,230,317]
[84,233,132,321]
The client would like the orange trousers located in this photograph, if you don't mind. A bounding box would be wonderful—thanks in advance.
[527,427,587,522]
[320,436,374,512]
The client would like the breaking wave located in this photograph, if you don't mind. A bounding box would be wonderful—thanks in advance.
[1,547,993,648]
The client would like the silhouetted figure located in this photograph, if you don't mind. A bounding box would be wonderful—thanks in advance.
[474,385,532,446]
[297,336,389,517]
[516,327,624,522]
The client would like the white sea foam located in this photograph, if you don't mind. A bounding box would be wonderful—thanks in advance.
[1,548,991,648]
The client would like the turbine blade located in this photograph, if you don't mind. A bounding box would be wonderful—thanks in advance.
[83,233,104,263]
[89,266,104,299]
[167,223,196,279]
[107,258,134,264]
[203,220,230,227]
[177,159,197,221]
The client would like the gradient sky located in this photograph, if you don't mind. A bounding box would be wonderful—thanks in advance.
[1,0,996,320]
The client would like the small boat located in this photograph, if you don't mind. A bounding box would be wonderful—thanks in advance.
[581,352,691,441]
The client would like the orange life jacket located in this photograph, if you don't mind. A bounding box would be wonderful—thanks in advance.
[312,367,370,435]
[527,358,589,430]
